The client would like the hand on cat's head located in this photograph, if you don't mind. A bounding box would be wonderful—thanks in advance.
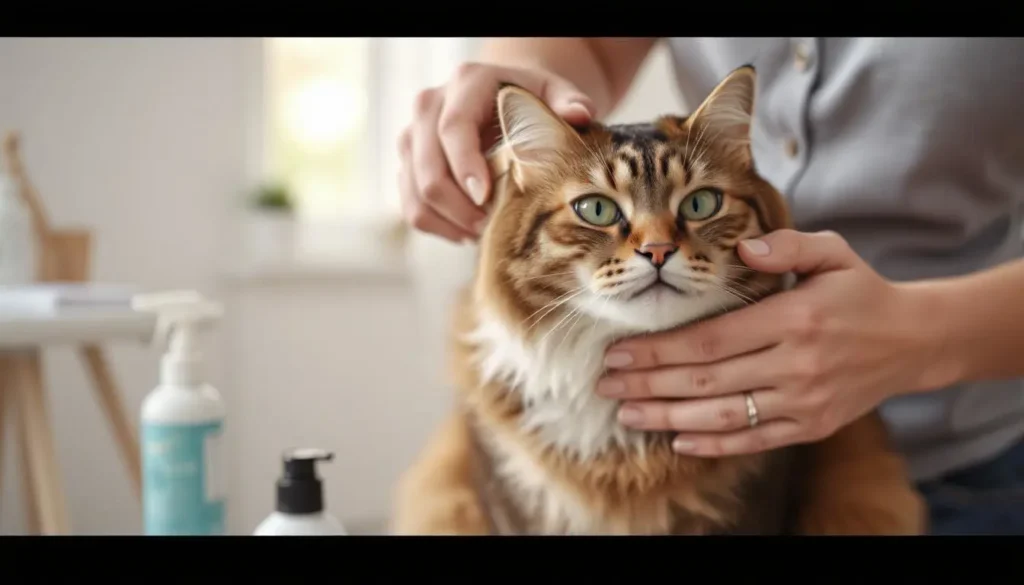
[396,62,596,244]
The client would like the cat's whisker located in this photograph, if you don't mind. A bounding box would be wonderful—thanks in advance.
[519,270,580,283]
[722,263,757,271]
[524,294,585,334]
[724,274,770,288]
[520,286,588,331]
[722,270,773,291]
[521,293,577,329]
[553,306,589,357]
[538,303,586,349]
[725,278,774,299]
[711,284,755,307]
[603,275,656,299]
[521,284,586,318]
[593,279,631,293]
[709,279,758,306]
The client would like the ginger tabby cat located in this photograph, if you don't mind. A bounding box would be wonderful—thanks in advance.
[392,66,926,535]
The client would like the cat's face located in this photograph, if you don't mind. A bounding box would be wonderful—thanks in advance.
[476,67,790,338]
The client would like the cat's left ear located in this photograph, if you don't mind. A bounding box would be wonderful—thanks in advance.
[494,84,582,187]
[686,65,757,166]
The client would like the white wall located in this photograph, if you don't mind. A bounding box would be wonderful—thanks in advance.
[0,37,258,534]
[0,38,687,535]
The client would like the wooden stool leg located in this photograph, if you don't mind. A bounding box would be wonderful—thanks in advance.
[4,355,40,534]
[79,345,141,498]
[0,357,8,516]
[16,408,40,534]
[12,351,70,535]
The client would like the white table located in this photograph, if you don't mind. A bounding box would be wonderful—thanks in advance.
[0,308,156,348]
[0,307,156,534]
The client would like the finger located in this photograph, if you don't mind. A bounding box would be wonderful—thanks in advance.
[596,349,778,399]
[539,75,597,124]
[440,64,595,206]
[399,165,475,243]
[409,91,488,236]
[437,70,493,207]
[436,112,491,207]
[617,389,785,433]
[738,229,862,276]
[670,419,805,457]
[604,303,783,369]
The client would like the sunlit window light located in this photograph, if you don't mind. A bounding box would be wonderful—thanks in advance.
[265,37,371,220]
[283,78,365,153]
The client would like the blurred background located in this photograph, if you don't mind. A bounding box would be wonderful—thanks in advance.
[0,37,686,535]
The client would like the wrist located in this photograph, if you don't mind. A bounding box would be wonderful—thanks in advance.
[895,279,967,394]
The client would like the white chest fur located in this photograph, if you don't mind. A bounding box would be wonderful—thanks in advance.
[466,309,645,460]
[464,294,747,533]
[466,309,646,533]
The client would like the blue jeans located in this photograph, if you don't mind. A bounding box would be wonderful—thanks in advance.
[917,439,1024,534]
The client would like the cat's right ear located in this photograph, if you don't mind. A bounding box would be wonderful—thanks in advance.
[685,65,757,168]
[494,84,581,186]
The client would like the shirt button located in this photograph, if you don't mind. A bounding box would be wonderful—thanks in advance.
[793,41,812,72]
[784,138,799,158]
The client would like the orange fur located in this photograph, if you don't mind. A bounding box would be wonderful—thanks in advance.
[392,66,925,535]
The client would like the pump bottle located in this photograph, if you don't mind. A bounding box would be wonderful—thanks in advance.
[253,448,347,535]
[134,290,227,536]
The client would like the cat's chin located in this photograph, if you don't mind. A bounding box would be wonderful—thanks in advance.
[576,286,745,335]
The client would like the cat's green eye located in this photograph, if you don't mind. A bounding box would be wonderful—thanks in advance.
[572,194,621,227]
[679,188,723,221]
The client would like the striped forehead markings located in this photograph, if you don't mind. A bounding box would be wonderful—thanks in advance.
[609,132,694,194]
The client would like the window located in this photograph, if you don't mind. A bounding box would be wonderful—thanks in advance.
[264,38,373,220]
[262,38,474,224]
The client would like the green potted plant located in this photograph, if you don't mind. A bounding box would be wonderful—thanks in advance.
[252,182,295,214]
[244,181,297,266]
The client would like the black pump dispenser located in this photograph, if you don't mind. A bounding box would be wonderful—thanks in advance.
[275,448,334,515]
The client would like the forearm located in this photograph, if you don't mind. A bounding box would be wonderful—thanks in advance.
[910,257,1024,388]
[477,37,657,119]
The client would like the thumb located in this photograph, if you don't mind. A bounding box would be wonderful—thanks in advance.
[737,229,862,275]
[541,76,596,125]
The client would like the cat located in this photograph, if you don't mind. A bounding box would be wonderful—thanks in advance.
[392,65,926,535]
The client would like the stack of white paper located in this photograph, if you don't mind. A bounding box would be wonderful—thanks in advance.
[0,282,140,313]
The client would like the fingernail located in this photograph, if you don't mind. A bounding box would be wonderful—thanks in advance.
[564,101,592,118]
[596,378,626,396]
[673,438,696,452]
[618,406,643,425]
[465,176,486,206]
[604,351,633,368]
[740,238,771,256]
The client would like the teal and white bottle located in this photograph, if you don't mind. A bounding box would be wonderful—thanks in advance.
[134,291,227,536]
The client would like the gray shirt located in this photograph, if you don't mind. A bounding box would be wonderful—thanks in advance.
[665,37,1024,482]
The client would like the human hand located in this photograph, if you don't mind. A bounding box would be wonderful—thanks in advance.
[397,62,596,243]
[596,229,947,456]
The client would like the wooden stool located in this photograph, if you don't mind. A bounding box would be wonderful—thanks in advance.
[0,132,141,535]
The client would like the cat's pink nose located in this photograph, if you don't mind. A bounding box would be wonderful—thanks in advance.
[635,243,678,268]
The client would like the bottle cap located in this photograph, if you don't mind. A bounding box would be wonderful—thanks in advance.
[132,290,224,386]
[275,448,334,515]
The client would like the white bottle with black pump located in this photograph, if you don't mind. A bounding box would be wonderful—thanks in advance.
[253,448,347,536]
